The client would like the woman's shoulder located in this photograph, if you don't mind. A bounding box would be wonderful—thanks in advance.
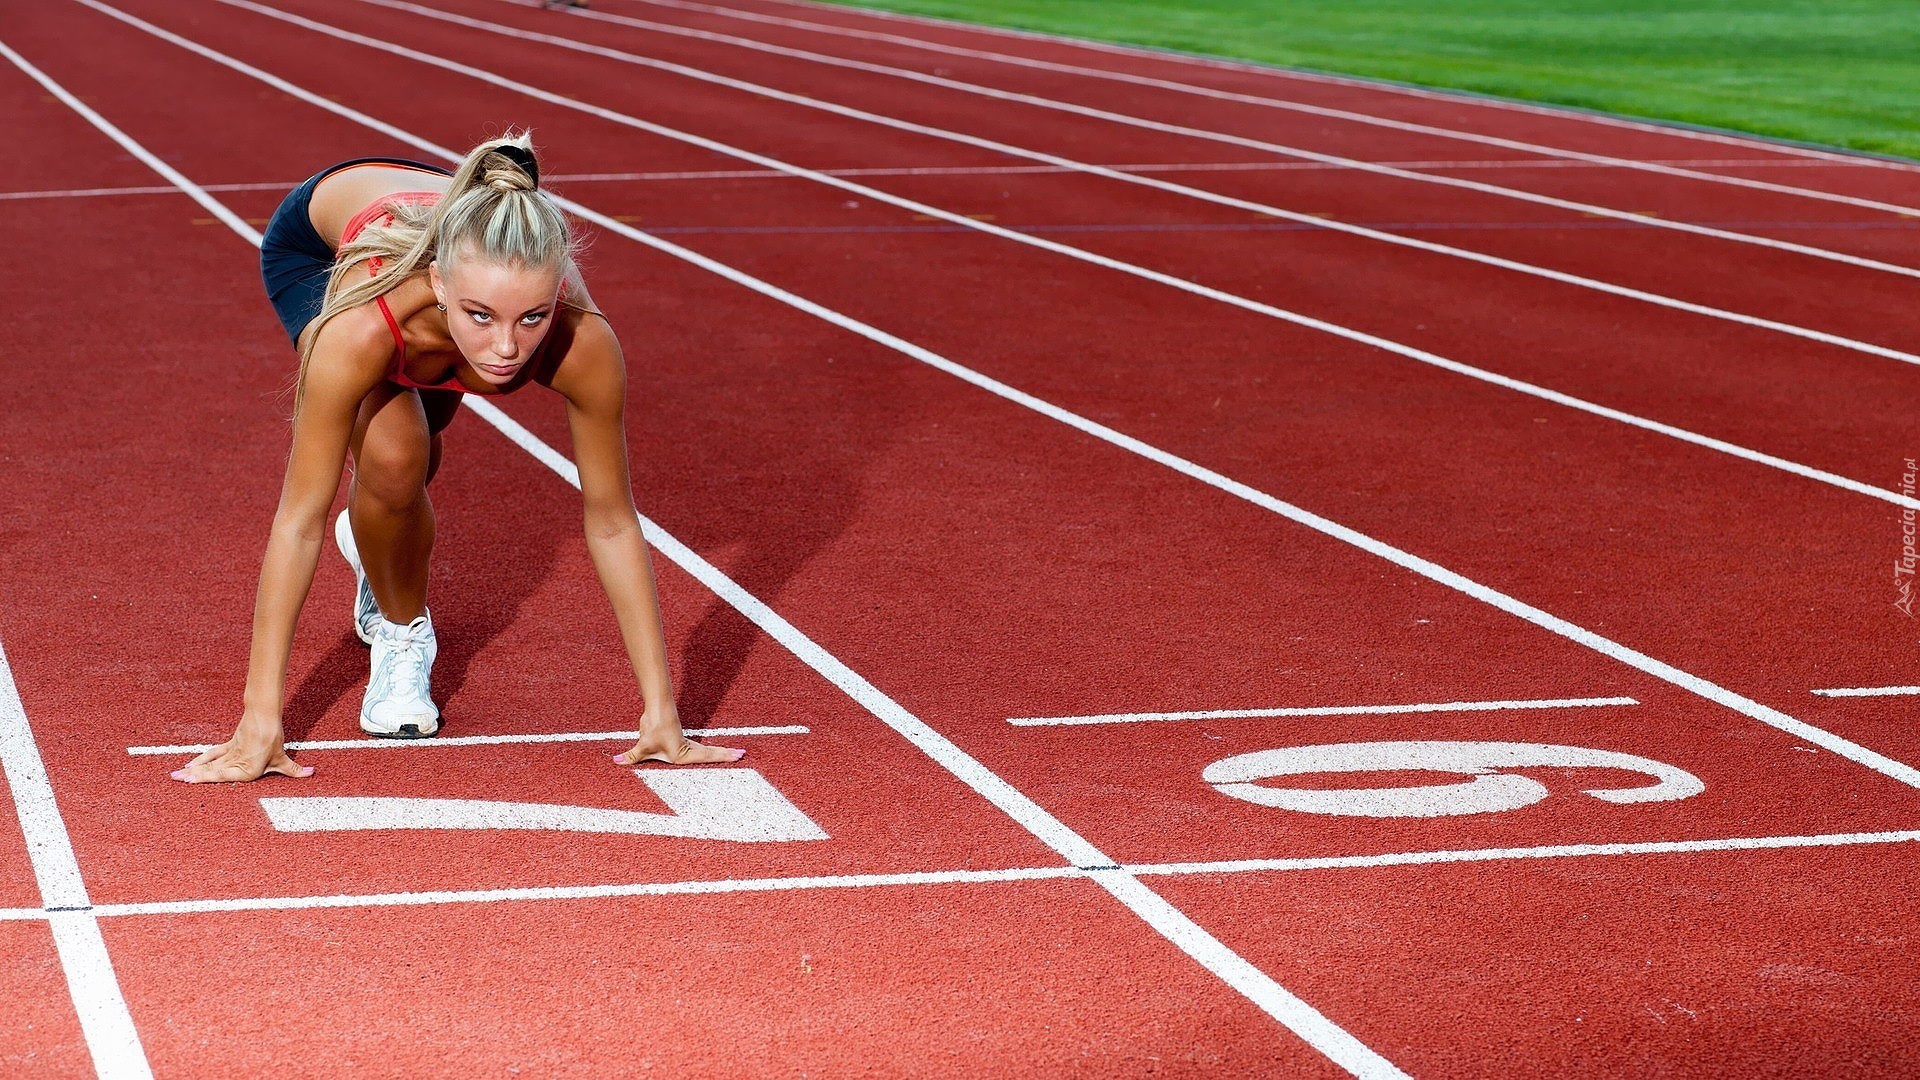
[541,306,623,403]
[305,303,399,382]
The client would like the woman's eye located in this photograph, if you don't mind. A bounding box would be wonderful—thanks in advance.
[521,313,546,326]
[467,310,492,324]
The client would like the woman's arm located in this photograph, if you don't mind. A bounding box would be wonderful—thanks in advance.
[172,313,390,783]
[555,315,744,767]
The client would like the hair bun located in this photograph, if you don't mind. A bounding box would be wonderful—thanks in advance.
[481,167,533,192]
[491,143,540,188]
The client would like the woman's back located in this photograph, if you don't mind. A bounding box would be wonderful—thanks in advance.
[307,162,453,250]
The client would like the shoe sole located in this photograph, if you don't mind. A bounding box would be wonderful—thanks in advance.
[360,719,440,739]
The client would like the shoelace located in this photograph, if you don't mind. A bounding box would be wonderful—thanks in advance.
[382,626,429,699]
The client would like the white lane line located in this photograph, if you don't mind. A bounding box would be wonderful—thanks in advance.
[421,0,1920,370]
[751,0,1920,174]
[95,866,1090,917]
[0,586,149,1069]
[2,182,276,199]
[542,158,1881,178]
[209,0,1920,514]
[0,158,1875,201]
[1,37,165,1080]
[612,0,1920,216]
[125,725,811,755]
[89,0,1920,802]
[1130,828,1920,876]
[1009,695,1639,727]
[0,826,1908,922]
[53,21,1403,1078]
[1811,686,1920,698]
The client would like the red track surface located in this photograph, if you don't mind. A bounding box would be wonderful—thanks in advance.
[3,0,1918,1076]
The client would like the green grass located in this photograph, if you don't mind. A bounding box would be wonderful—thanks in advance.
[820,0,1920,161]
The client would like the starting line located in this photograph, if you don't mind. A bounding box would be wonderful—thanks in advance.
[124,724,810,755]
[0,826,1914,922]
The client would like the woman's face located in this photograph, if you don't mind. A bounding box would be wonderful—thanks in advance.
[428,255,563,386]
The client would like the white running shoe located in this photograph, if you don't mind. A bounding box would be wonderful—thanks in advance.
[333,509,382,645]
[361,614,440,738]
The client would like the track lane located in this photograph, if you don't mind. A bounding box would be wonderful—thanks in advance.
[636,169,1920,483]
[1151,843,1920,1077]
[0,922,92,1076]
[100,885,1355,1078]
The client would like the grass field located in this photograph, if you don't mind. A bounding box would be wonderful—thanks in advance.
[822,0,1920,161]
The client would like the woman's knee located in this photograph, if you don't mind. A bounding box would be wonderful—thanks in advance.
[354,427,433,509]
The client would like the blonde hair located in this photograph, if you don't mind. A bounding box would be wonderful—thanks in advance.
[295,132,583,386]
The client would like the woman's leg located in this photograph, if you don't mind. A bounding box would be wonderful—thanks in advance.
[345,386,461,617]
[347,384,433,618]
[345,387,461,738]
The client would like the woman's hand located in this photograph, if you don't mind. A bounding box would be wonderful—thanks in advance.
[613,703,746,766]
[171,712,315,783]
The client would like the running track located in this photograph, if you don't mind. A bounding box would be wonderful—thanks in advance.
[2,0,1918,1075]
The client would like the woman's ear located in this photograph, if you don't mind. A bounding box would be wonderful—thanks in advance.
[427,259,446,307]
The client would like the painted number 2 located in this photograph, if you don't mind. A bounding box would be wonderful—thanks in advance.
[1203,741,1704,818]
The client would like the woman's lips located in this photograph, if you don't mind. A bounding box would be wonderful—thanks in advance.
[478,362,518,377]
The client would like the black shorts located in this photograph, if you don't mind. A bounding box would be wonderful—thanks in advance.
[258,156,452,346]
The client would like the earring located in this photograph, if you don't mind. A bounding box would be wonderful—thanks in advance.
[436,303,446,311]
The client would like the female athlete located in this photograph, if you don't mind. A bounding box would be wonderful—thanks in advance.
[171,133,743,782]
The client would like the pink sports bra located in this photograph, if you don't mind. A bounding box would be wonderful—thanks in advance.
[343,191,465,392]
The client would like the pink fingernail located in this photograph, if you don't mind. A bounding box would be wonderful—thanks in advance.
[170,770,185,781]
[731,749,747,761]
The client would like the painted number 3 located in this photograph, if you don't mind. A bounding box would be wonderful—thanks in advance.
[1203,741,1705,818]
